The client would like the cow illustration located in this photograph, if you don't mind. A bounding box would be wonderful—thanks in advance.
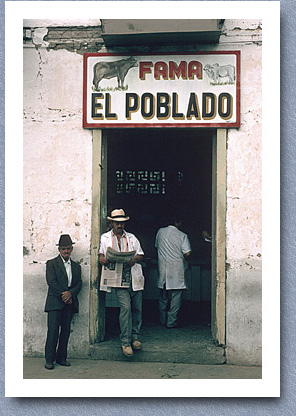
[93,57,138,90]
[204,63,236,83]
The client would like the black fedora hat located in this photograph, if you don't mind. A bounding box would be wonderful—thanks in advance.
[56,234,75,247]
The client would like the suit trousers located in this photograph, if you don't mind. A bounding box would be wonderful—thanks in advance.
[45,304,73,364]
[115,286,142,346]
[159,287,183,327]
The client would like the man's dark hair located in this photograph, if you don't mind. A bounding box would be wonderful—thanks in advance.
[167,211,182,226]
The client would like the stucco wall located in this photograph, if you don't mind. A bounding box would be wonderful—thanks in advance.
[222,22,262,365]
[23,46,93,357]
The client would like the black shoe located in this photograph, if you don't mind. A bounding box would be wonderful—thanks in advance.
[45,362,54,370]
[56,360,71,366]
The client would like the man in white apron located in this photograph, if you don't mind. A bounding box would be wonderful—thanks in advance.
[155,217,192,328]
[99,209,145,357]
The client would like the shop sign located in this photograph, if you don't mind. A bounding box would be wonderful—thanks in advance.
[83,52,240,128]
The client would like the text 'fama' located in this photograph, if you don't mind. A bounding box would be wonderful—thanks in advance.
[91,92,234,121]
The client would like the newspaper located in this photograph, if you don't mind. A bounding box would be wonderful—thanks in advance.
[106,247,136,263]
[100,247,136,289]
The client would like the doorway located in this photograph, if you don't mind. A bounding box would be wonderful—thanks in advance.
[104,128,213,335]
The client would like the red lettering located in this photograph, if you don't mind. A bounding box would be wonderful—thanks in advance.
[139,62,153,80]
[154,62,168,80]
[139,60,203,81]
[169,61,187,80]
[188,61,202,80]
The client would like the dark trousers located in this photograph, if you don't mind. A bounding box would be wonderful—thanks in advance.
[45,305,73,364]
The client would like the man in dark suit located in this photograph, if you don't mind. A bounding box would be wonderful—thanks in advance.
[44,234,82,370]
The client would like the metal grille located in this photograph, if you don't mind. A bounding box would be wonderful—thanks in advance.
[116,170,166,195]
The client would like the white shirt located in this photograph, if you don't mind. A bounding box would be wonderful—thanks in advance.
[110,230,129,252]
[155,225,191,290]
[99,229,145,291]
[61,256,72,287]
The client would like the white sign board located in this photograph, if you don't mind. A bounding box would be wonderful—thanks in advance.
[83,52,240,128]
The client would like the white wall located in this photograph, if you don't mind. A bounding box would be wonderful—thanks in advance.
[221,21,262,365]
[23,46,93,357]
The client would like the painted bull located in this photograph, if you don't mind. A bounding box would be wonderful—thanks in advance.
[204,63,236,83]
[93,57,138,90]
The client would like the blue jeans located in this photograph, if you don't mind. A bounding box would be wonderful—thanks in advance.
[115,287,143,346]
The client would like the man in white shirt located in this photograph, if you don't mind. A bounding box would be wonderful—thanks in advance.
[99,209,145,357]
[155,217,192,328]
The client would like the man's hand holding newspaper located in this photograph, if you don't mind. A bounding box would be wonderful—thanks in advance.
[106,247,136,263]
[100,247,136,289]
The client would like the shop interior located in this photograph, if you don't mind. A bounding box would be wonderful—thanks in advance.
[103,128,213,336]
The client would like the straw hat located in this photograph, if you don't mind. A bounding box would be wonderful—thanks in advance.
[107,209,130,222]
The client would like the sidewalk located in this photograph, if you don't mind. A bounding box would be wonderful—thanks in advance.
[24,318,261,380]
[23,357,262,379]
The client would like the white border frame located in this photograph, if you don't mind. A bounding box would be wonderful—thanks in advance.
[5,1,280,397]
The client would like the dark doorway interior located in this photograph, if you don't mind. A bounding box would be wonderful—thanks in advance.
[105,128,212,335]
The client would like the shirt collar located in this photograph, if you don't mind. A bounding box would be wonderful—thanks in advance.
[60,255,71,264]
[111,229,126,238]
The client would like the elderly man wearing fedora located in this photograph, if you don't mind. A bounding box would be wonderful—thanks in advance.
[99,209,145,357]
[44,234,82,370]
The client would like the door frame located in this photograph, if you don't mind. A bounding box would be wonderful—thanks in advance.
[89,129,107,343]
[89,128,227,345]
[211,128,227,346]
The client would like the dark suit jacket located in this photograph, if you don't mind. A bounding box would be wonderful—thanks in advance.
[44,255,82,313]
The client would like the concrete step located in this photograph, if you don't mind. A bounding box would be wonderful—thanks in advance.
[88,324,226,364]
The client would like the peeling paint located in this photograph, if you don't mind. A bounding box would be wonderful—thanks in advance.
[23,246,30,256]
[32,28,49,47]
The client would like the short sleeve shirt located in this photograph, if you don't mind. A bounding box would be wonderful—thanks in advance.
[155,225,191,289]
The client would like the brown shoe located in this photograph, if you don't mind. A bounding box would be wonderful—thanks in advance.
[122,345,134,357]
[132,340,142,350]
